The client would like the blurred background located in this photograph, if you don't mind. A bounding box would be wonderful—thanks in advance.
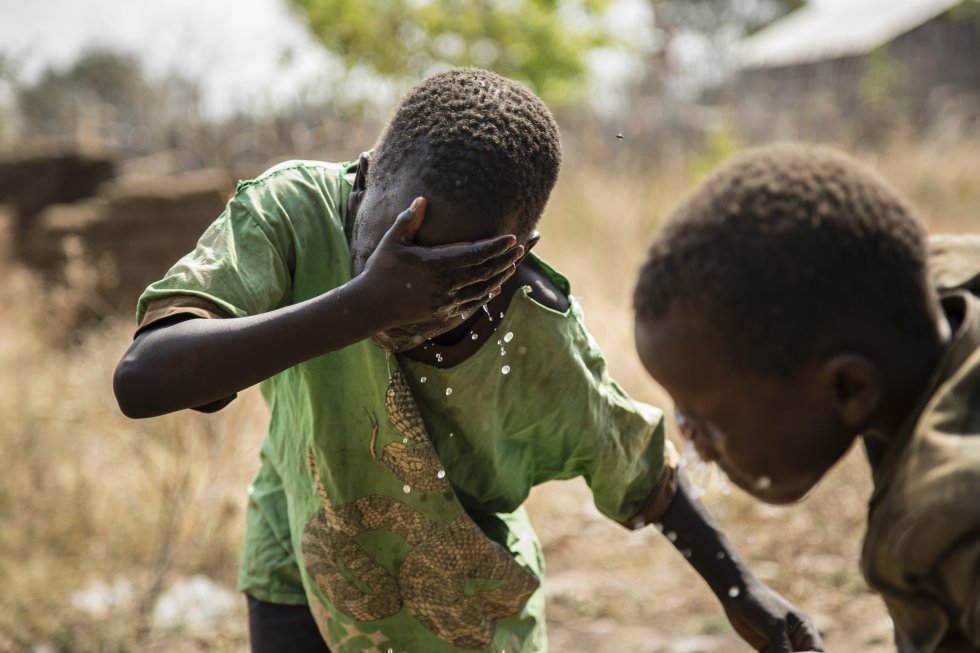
[0,0,978,651]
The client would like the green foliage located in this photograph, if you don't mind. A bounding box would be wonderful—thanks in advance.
[288,0,616,103]
[950,0,980,24]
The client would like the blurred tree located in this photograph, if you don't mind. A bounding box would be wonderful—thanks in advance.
[18,49,155,137]
[288,0,618,103]
[16,48,204,154]
[0,53,21,147]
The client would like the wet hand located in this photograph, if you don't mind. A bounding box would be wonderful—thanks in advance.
[722,579,823,652]
[359,197,524,328]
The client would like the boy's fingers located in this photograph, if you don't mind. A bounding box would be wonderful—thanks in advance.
[763,627,793,653]
[449,246,523,292]
[385,197,426,243]
[429,235,519,267]
[454,267,517,306]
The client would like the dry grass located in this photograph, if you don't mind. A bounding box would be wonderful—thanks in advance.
[0,131,977,652]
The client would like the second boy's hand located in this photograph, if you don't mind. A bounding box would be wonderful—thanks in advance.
[657,474,824,651]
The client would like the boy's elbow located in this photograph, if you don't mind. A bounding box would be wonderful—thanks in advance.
[113,356,157,419]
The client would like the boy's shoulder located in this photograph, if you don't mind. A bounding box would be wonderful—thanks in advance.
[226,159,355,236]
[517,254,570,313]
[867,289,980,570]
[234,159,351,197]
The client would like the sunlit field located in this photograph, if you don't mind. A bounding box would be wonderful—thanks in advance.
[1,131,978,652]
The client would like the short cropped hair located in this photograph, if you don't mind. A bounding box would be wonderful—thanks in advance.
[368,67,562,238]
[634,143,936,377]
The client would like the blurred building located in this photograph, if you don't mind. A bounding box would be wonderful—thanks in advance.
[731,0,980,142]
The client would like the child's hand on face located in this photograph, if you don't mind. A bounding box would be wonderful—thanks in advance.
[358,196,524,330]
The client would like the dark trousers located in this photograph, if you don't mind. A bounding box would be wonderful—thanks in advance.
[247,595,332,653]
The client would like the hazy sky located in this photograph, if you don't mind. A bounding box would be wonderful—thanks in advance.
[0,0,338,116]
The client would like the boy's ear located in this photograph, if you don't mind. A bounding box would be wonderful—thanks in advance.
[354,152,370,191]
[819,353,881,430]
[348,152,370,217]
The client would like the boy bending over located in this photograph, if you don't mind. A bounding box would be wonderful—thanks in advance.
[634,142,980,652]
[115,69,819,652]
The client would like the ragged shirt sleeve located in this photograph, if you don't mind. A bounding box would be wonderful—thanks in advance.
[546,300,678,527]
[136,192,294,325]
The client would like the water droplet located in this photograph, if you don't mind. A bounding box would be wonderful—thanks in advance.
[500,348,507,356]
[471,332,479,340]
[405,282,412,288]
[518,346,528,355]
[482,305,493,321]
[681,548,692,558]
[716,551,726,560]
[499,311,504,319]
[403,485,411,494]
[445,387,453,396]
[437,470,446,479]
[755,476,772,490]
[666,531,677,542]
[503,332,514,342]
[420,376,427,383]
[435,352,443,363]
[497,339,502,345]
[727,586,740,598]
[501,365,511,375]
[402,437,409,444]
[449,432,455,438]
[387,389,395,397]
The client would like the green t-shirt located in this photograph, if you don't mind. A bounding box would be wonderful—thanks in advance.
[137,160,669,652]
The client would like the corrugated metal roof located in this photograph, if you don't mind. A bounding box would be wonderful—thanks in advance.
[738,0,968,69]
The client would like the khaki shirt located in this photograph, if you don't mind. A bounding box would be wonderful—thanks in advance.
[862,234,980,651]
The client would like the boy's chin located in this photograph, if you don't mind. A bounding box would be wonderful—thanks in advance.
[737,475,816,506]
[370,321,458,353]
[370,329,429,353]
[370,308,480,353]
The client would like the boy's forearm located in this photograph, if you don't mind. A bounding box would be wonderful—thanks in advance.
[113,276,392,418]
[657,472,755,599]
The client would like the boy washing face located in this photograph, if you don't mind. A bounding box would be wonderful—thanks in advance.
[634,142,980,651]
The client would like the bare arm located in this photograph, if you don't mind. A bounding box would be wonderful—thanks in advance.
[657,474,824,651]
[114,198,523,418]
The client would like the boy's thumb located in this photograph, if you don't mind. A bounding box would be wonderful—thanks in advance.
[389,197,426,243]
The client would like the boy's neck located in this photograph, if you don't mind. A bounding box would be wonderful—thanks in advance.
[863,307,953,455]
